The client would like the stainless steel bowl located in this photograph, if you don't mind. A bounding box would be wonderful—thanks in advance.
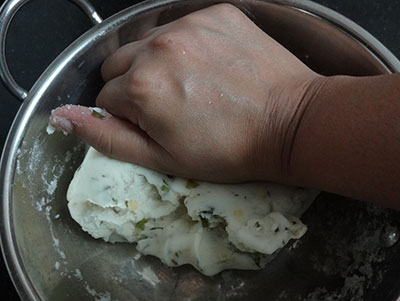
[1,0,400,300]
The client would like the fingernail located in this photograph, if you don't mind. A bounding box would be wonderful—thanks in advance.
[49,115,73,134]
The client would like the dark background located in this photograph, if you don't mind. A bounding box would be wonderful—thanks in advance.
[0,0,399,300]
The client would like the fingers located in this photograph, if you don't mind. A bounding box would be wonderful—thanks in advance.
[95,74,140,124]
[101,26,161,82]
[49,105,165,169]
[101,41,140,82]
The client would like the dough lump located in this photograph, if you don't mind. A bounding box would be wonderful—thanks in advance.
[68,147,318,276]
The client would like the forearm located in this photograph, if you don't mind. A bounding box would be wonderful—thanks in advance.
[288,73,400,208]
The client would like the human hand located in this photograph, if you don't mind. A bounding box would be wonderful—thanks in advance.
[50,3,321,183]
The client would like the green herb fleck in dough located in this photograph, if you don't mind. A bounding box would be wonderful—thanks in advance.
[160,184,170,193]
[186,179,199,189]
[91,110,106,119]
[135,219,149,231]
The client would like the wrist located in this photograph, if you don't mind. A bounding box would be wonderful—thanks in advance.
[282,75,336,183]
[285,74,355,187]
[252,73,329,183]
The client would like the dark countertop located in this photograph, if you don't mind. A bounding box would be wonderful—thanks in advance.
[0,0,399,299]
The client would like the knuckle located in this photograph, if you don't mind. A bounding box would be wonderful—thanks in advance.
[124,69,150,99]
[101,42,135,81]
[95,130,113,156]
[150,31,183,51]
[211,3,245,21]
[214,3,241,15]
[125,70,141,96]
[124,63,167,100]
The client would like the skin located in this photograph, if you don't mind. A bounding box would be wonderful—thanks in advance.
[50,4,400,209]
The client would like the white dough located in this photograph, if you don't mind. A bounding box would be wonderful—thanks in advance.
[184,182,317,254]
[67,147,318,276]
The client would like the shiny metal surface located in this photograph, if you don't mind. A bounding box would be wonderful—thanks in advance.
[1,0,400,300]
[0,0,102,101]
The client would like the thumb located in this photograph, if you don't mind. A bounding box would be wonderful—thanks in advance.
[49,105,164,169]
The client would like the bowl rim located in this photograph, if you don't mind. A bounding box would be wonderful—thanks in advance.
[1,0,399,300]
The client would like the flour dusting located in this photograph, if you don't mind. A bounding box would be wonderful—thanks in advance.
[300,201,391,301]
[84,283,119,301]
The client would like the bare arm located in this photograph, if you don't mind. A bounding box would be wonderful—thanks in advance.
[288,74,400,208]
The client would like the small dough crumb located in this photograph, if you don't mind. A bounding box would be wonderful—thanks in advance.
[46,124,56,135]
